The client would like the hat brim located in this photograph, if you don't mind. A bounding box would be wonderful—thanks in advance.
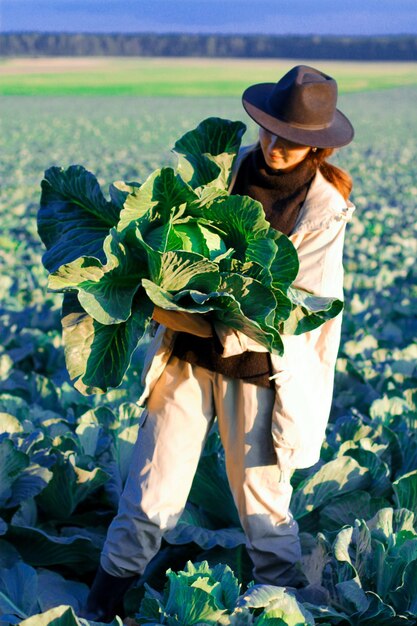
[242,83,354,148]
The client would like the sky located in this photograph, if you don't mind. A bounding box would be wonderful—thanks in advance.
[2,0,417,35]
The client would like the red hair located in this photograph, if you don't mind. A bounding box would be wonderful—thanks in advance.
[312,148,353,201]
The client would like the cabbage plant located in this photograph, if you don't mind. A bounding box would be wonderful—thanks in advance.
[38,118,342,395]
[135,560,314,626]
[302,507,417,625]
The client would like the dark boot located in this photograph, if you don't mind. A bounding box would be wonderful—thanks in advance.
[80,565,138,622]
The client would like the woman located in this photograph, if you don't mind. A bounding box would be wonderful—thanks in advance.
[83,65,355,621]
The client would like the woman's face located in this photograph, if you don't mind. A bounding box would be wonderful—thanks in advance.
[258,127,311,171]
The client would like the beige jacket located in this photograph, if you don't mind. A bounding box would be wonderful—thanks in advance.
[138,150,355,469]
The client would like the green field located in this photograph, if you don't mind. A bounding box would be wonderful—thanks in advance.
[1,56,417,95]
[1,77,417,624]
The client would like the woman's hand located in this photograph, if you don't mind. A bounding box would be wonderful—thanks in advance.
[152,306,213,338]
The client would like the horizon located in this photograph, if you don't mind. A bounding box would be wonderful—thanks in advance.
[2,31,417,37]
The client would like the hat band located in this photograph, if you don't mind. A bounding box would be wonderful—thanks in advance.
[264,99,334,131]
[275,117,333,130]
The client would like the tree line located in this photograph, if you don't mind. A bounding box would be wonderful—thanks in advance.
[1,33,417,60]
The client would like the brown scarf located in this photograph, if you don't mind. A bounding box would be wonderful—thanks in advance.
[231,147,317,235]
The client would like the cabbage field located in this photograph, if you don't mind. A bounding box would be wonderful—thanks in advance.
[1,84,417,625]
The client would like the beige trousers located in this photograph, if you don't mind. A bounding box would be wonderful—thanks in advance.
[101,356,303,586]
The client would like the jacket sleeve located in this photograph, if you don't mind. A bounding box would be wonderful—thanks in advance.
[288,218,347,300]
[270,218,349,470]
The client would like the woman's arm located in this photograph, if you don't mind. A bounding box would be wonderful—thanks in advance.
[270,218,349,470]
[289,218,348,300]
[152,307,213,338]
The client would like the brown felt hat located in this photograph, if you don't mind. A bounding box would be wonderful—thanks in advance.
[242,65,354,148]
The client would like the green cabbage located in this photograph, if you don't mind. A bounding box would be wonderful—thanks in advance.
[37,117,342,395]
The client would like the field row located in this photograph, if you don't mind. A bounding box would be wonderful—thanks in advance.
[1,57,417,95]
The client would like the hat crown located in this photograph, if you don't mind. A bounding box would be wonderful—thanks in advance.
[266,65,338,129]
